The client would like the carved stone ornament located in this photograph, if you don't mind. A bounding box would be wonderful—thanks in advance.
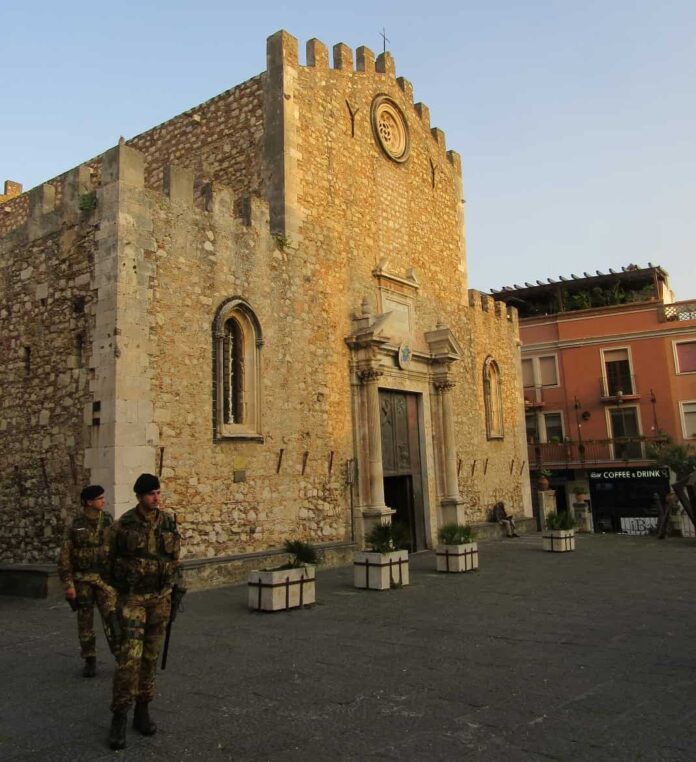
[371,95,410,163]
[433,379,455,392]
[397,341,413,370]
[358,368,384,383]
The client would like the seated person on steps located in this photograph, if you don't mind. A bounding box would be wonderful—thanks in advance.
[493,501,519,538]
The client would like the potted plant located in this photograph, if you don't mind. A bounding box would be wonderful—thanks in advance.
[436,523,478,573]
[353,522,410,591]
[572,485,589,503]
[537,468,551,491]
[543,511,576,552]
[248,539,318,611]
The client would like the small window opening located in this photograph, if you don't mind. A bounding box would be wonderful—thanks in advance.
[223,317,245,424]
[75,333,84,367]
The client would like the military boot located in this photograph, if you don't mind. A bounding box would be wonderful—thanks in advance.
[133,702,157,736]
[108,710,128,750]
[83,656,96,678]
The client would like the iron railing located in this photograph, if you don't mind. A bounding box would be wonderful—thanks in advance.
[523,385,546,408]
[528,435,666,468]
[599,374,638,399]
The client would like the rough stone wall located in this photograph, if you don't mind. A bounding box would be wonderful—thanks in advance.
[267,32,530,525]
[127,75,265,200]
[0,176,98,562]
[130,30,533,557]
[277,34,467,336]
[1,29,532,570]
[458,293,533,519]
[146,178,353,560]
[0,193,29,236]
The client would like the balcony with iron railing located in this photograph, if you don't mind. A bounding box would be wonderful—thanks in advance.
[523,385,546,410]
[599,374,639,402]
[528,435,666,469]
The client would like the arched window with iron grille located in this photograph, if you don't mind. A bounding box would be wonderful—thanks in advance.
[213,298,263,440]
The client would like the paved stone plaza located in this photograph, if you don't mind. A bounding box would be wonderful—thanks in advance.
[1,534,695,761]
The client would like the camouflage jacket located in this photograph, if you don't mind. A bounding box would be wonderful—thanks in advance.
[108,507,181,596]
[57,510,114,590]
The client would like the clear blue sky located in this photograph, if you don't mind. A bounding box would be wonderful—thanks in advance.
[3,1,695,298]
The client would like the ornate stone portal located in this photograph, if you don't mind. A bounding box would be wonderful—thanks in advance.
[345,267,466,548]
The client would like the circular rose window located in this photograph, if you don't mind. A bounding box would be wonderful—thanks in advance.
[371,95,410,163]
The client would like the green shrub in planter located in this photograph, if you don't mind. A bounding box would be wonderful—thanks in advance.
[543,511,576,552]
[355,523,410,590]
[437,522,473,545]
[283,539,319,568]
[545,511,577,531]
[436,522,478,573]
[248,539,318,611]
[365,522,410,553]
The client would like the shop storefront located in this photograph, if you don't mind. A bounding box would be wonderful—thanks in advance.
[588,467,670,533]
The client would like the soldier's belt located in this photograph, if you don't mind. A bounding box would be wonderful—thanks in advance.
[129,577,168,594]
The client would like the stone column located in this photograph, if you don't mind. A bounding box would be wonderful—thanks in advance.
[435,378,465,525]
[437,381,459,498]
[359,368,387,514]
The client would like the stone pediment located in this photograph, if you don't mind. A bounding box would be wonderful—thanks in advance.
[345,310,399,350]
[424,324,463,361]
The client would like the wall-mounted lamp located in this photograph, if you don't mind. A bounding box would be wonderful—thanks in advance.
[650,388,659,431]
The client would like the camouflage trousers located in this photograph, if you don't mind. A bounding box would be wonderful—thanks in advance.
[111,591,171,711]
[74,578,119,659]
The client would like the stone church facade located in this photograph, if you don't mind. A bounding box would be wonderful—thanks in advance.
[0,31,532,584]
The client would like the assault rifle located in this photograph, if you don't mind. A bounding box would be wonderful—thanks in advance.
[161,584,186,670]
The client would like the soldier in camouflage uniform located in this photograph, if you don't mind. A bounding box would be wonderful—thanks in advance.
[57,485,120,677]
[107,473,183,751]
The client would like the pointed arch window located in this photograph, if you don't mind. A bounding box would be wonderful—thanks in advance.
[213,298,263,440]
[483,357,504,439]
[223,316,244,424]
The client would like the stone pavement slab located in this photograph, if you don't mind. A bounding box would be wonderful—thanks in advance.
[1,534,695,761]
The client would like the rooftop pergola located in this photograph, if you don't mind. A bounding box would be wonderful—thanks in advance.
[489,264,669,318]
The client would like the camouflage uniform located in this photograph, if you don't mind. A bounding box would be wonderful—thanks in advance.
[57,509,119,658]
[109,507,181,711]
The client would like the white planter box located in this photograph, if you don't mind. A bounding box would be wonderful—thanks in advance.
[353,550,409,590]
[543,529,575,552]
[247,565,316,611]
[436,542,479,573]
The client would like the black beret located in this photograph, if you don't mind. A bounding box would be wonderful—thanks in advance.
[81,485,105,503]
[133,473,160,494]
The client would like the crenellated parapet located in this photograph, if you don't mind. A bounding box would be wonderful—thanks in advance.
[266,30,460,172]
[0,145,271,248]
[0,179,22,203]
[159,158,270,232]
[468,289,518,328]
[0,162,99,242]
